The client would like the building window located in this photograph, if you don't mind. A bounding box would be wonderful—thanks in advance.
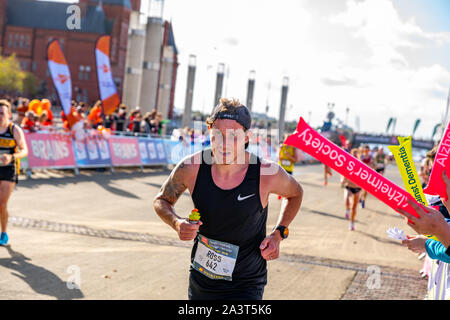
[78,65,91,81]
[25,35,30,49]
[14,34,20,47]
[79,65,85,80]
[19,34,24,48]
[85,66,91,80]
[8,34,13,47]
[32,61,37,72]
[20,61,28,70]
[83,89,88,102]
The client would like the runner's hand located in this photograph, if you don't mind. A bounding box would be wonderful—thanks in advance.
[0,154,11,165]
[260,234,281,261]
[175,218,202,241]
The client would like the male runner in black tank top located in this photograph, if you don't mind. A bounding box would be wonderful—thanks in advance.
[154,98,303,299]
[0,100,28,246]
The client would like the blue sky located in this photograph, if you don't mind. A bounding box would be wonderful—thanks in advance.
[392,0,450,69]
[394,0,450,33]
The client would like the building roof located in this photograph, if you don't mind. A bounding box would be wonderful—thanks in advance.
[83,4,107,34]
[6,0,115,34]
[90,0,132,9]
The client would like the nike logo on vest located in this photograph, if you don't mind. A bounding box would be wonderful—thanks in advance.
[237,193,255,201]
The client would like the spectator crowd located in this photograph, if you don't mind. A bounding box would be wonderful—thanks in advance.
[1,95,168,137]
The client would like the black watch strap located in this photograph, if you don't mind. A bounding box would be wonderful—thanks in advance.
[445,245,450,257]
[275,225,289,239]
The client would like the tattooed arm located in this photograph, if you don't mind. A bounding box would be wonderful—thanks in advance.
[153,155,201,241]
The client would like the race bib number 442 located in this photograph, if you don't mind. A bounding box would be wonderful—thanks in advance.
[192,234,239,281]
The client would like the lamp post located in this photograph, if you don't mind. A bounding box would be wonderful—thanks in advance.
[182,54,196,128]
[278,76,289,142]
[345,107,349,126]
[213,63,225,109]
[246,70,255,112]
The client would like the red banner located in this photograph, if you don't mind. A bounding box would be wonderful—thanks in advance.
[26,133,76,168]
[95,35,120,115]
[47,39,72,115]
[108,136,142,166]
[285,118,420,219]
[423,119,450,200]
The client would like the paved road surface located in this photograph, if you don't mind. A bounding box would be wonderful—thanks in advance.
[0,163,427,299]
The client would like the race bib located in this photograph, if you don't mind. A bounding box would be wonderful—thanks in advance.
[192,234,239,281]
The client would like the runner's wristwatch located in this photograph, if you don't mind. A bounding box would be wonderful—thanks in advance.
[445,245,450,257]
[274,225,289,239]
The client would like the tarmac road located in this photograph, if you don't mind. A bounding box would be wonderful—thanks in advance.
[0,163,427,299]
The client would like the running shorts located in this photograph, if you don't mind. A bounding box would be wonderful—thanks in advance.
[188,272,265,300]
[345,186,361,194]
[0,165,18,184]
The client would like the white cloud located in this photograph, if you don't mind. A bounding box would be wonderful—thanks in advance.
[329,0,450,66]
[165,0,450,139]
[320,0,450,138]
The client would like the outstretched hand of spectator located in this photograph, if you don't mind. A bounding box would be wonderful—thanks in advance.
[401,235,428,254]
[398,199,447,237]
[441,170,450,210]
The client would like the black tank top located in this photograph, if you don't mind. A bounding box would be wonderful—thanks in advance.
[190,148,268,289]
[0,123,17,167]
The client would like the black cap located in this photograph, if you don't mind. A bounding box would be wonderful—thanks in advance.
[208,104,252,131]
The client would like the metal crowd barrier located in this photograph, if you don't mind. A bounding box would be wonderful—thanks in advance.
[19,128,317,179]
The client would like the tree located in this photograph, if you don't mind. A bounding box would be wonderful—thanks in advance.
[22,72,40,97]
[0,54,26,93]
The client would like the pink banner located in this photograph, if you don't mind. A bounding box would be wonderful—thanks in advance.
[108,136,142,166]
[26,132,76,168]
[285,118,420,219]
[423,120,450,200]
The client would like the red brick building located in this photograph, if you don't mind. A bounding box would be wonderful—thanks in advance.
[0,0,140,106]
